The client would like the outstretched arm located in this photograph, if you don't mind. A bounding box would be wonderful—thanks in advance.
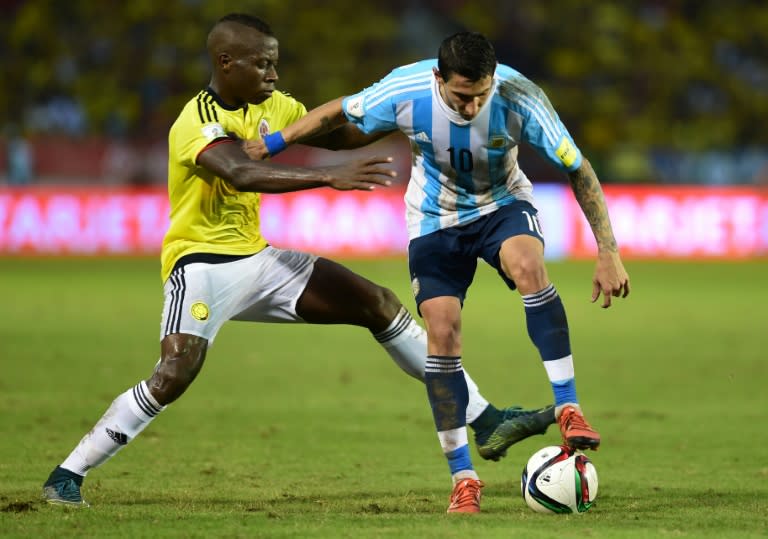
[198,138,395,193]
[283,97,348,145]
[303,123,394,151]
[244,97,378,160]
[567,157,630,307]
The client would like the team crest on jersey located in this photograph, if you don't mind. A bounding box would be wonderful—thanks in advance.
[411,277,420,298]
[489,136,507,148]
[258,119,270,138]
[190,302,209,321]
[201,122,226,141]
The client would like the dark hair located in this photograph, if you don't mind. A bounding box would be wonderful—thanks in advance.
[216,13,273,36]
[437,31,496,81]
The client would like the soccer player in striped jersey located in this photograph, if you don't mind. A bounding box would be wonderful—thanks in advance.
[251,31,631,513]
[41,16,553,508]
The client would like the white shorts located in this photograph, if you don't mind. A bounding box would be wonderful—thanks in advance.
[160,246,318,343]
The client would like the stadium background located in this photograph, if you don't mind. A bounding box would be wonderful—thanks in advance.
[0,0,766,257]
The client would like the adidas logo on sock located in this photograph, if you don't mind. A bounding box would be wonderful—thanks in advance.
[106,428,128,445]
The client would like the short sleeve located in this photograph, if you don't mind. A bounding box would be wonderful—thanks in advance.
[519,84,583,172]
[341,73,402,134]
[170,102,232,168]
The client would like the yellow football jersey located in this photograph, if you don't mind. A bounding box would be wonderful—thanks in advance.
[161,88,307,282]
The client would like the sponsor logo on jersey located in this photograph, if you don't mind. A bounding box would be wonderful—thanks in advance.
[555,137,578,168]
[106,428,128,445]
[345,95,365,118]
[415,131,431,143]
[259,119,270,138]
[190,302,210,321]
[201,122,226,141]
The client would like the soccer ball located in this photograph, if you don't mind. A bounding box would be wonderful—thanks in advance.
[520,445,598,514]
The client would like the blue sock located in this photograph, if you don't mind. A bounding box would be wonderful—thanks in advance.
[551,380,578,406]
[445,445,473,475]
[523,284,578,407]
[425,355,469,432]
[425,355,473,474]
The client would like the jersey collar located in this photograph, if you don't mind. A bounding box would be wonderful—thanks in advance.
[204,86,247,112]
[432,75,497,126]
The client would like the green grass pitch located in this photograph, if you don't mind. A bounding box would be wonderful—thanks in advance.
[1,257,766,538]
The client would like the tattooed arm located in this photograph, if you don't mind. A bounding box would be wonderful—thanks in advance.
[568,157,631,308]
[301,123,393,151]
[286,97,347,144]
[568,158,619,252]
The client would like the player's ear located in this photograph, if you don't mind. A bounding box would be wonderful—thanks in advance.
[432,67,443,83]
[219,53,232,71]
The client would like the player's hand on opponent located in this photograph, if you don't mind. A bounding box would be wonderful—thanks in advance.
[591,251,630,308]
[322,156,396,191]
[243,139,269,160]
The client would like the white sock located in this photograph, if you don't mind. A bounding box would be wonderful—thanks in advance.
[373,307,489,424]
[452,469,480,484]
[60,381,164,476]
[555,402,581,419]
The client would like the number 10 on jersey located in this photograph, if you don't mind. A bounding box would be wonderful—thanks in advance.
[447,147,474,172]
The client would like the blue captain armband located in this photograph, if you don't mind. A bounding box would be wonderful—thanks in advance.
[263,131,287,156]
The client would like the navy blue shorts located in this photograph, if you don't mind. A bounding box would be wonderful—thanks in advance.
[407,201,544,308]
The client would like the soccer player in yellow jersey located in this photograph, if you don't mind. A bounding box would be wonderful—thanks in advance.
[42,14,554,507]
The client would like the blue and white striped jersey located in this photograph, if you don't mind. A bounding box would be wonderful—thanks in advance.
[342,59,583,239]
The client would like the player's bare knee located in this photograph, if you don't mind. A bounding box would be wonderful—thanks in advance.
[148,357,188,405]
[507,256,547,293]
[150,335,207,405]
[379,286,401,313]
[363,285,401,327]
[425,319,461,350]
[149,355,202,405]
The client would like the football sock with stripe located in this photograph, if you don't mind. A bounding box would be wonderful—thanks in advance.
[523,284,579,407]
[425,355,476,479]
[60,380,165,476]
[373,307,488,423]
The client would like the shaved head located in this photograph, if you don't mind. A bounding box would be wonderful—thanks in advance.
[207,14,273,62]
[206,14,280,107]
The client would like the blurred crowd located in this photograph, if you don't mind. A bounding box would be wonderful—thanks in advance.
[1,0,767,185]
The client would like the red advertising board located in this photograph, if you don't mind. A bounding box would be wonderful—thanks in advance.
[0,187,169,254]
[1,185,766,259]
[568,186,768,258]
